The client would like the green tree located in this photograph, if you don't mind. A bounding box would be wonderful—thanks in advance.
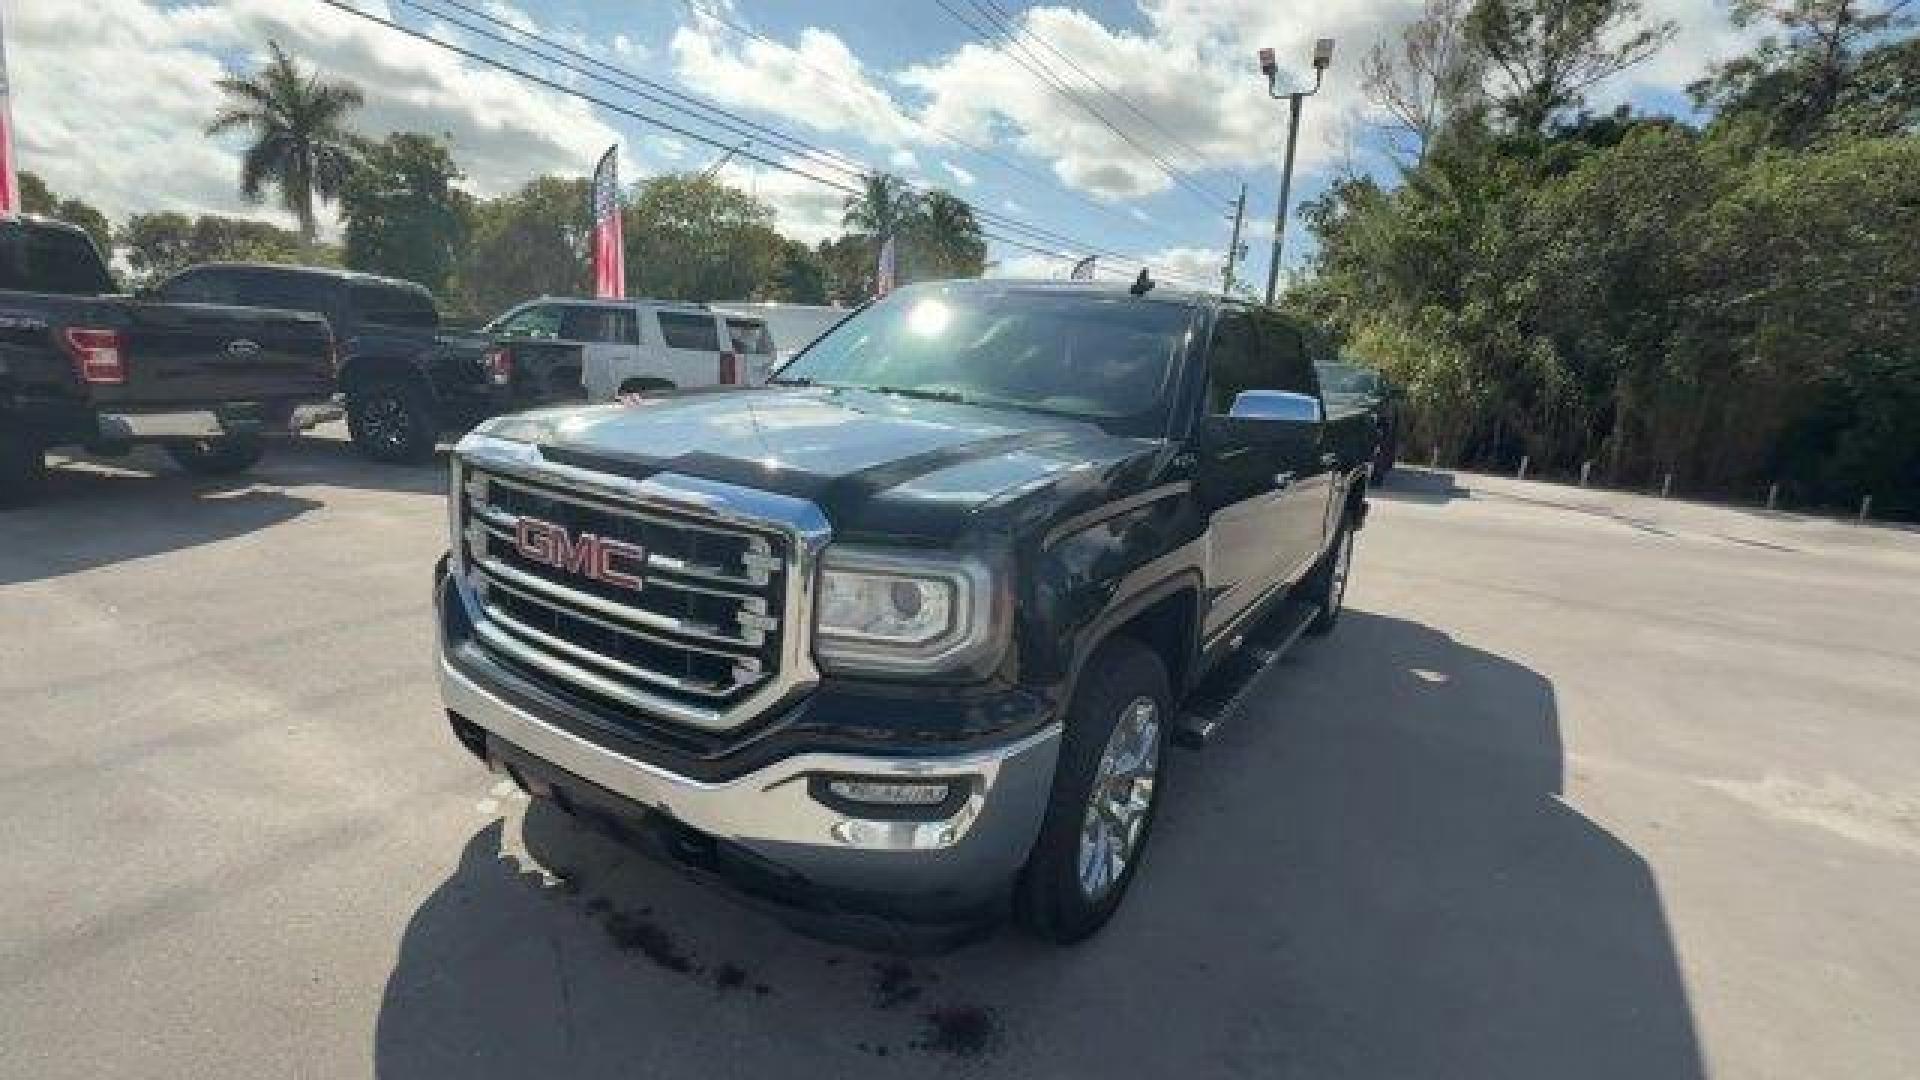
[910,189,988,280]
[1464,0,1676,134]
[18,171,112,257]
[764,238,828,304]
[816,234,874,305]
[624,173,786,301]
[340,132,470,294]
[206,40,364,243]
[450,175,594,319]
[842,172,923,237]
[1689,0,1917,146]
[118,212,315,285]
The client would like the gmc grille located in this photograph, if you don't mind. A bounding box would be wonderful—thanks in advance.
[458,466,791,732]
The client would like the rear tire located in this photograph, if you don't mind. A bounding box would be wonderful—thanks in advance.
[166,436,264,476]
[1016,637,1169,945]
[0,432,47,506]
[348,381,438,464]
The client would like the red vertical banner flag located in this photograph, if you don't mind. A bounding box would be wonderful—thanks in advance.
[590,145,624,298]
[0,6,21,217]
[874,234,896,298]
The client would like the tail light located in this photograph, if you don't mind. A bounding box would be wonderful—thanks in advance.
[718,351,739,386]
[484,346,514,386]
[61,327,127,385]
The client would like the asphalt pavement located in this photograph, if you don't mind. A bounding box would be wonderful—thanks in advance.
[2,429,1916,1079]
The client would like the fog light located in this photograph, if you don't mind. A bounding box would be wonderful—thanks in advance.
[825,779,951,806]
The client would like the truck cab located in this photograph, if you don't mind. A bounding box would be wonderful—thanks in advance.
[433,279,1373,947]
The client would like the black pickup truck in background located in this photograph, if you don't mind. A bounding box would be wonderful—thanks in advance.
[434,278,1375,947]
[1,217,339,504]
[152,263,572,464]
[1317,359,1399,481]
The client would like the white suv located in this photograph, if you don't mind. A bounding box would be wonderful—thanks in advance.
[485,298,778,402]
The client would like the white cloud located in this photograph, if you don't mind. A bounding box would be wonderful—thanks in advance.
[714,152,849,246]
[8,0,623,234]
[889,148,920,172]
[669,15,922,149]
[941,161,977,187]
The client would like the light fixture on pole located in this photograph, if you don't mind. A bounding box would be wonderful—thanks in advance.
[1259,37,1334,304]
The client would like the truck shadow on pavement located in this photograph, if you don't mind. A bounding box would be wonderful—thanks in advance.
[0,453,322,586]
[374,611,1704,1079]
[1369,466,1471,505]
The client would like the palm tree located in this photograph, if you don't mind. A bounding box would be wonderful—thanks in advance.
[206,41,364,244]
[914,190,987,279]
[841,172,923,241]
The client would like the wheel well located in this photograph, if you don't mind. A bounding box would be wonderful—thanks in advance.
[339,357,429,398]
[1109,586,1198,694]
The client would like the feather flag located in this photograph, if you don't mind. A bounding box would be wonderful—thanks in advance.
[590,145,624,299]
[875,234,897,298]
[0,9,19,217]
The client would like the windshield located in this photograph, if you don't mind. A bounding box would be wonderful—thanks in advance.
[1317,363,1382,397]
[777,285,1193,426]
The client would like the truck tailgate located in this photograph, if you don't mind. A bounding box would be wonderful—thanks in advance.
[104,303,335,406]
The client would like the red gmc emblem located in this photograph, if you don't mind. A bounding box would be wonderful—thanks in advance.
[514,517,645,592]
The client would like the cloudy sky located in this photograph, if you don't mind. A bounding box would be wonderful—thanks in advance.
[6,0,1755,290]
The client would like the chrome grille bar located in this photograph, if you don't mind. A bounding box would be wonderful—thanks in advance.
[475,555,768,650]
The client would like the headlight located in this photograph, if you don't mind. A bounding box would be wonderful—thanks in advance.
[814,547,1003,675]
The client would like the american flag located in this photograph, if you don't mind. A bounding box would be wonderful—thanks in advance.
[590,145,624,299]
[1069,255,1096,280]
[0,8,19,217]
[874,234,897,298]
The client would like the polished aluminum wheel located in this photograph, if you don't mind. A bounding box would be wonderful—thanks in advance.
[1077,695,1161,901]
[360,395,408,451]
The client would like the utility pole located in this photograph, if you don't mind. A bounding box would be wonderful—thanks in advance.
[1258,39,1335,304]
[1222,182,1247,296]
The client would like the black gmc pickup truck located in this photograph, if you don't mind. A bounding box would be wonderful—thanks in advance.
[434,279,1375,946]
[1,218,338,503]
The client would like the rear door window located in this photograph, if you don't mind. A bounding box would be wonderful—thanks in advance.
[234,270,336,316]
[491,304,564,340]
[657,311,721,351]
[349,282,437,329]
[156,267,240,305]
[724,318,775,356]
[560,305,639,345]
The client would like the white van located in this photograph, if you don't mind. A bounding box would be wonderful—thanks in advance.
[485,297,778,402]
[712,302,851,363]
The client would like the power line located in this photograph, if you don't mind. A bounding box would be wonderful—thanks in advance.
[976,0,1228,181]
[939,0,1231,211]
[310,0,1219,289]
[400,0,1216,288]
[676,0,1205,250]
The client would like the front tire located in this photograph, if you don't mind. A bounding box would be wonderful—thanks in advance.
[166,436,264,476]
[348,382,438,464]
[1016,637,1169,945]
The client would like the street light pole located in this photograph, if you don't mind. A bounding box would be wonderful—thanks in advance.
[1259,39,1335,305]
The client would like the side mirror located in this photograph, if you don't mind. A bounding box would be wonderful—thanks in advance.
[1229,390,1322,423]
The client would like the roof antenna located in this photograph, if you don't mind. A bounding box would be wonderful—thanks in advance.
[1130,268,1155,296]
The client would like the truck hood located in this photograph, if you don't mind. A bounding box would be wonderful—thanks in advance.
[476,387,1169,542]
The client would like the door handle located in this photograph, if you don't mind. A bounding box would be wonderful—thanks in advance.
[1272,471,1296,490]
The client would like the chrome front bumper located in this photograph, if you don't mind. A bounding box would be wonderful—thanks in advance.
[97,399,344,441]
[439,650,1062,902]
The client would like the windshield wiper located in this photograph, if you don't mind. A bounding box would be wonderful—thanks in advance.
[869,385,970,405]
